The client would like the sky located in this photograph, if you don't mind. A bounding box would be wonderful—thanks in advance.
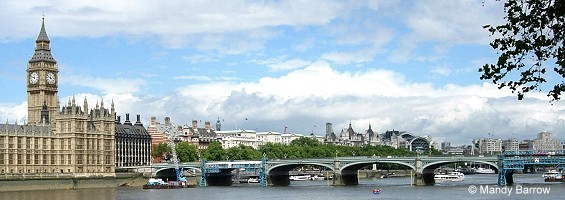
[0,0,564,146]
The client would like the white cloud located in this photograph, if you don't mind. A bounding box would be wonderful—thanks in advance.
[173,75,238,82]
[0,102,27,124]
[63,75,146,94]
[390,0,505,63]
[144,61,564,145]
[174,75,212,81]
[0,0,345,47]
[3,61,564,146]
[430,66,452,76]
[322,49,377,64]
[255,57,312,71]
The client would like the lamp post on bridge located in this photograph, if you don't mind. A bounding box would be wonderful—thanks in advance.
[416,147,423,158]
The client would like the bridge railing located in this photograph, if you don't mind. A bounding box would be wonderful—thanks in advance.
[503,150,565,156]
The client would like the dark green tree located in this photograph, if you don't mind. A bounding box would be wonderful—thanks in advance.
[289,137,320,147]
[201,141,225,161]
[226,144,261,160]
[480,0,565,101]
[175,142,198,162]
[152,142,171,160]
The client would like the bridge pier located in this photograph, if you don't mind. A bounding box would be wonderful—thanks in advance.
[205,169,233,186]
[413,158,426,186]
[332,159,345,186]
[267,170,290,186]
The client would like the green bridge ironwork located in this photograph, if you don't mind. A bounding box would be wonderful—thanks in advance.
[497,150,565,185]
[127,151,565,186]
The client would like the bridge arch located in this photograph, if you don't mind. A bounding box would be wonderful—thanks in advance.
[341,161,416,172]
[339,160,416,185]
[421,160,499,185]
[422,160,499,171]
[154,166,202,181]
[266,162,334,186]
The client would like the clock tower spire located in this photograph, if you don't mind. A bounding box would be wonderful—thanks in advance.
[27,17,58,125]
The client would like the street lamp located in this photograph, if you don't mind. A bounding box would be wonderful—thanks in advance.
[415,147,424,158]
[335,150,339,158]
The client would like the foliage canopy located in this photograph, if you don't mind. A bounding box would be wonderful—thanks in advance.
[480,0,564,101]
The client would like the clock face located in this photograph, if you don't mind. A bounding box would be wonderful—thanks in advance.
[46,72,55,84]
[29,72,38,84]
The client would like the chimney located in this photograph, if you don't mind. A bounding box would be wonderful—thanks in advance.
[192,120,198,129]
[150,116,156,125]
[124,113,132,125]
[135,114,143,126]
[165,117,170,127]
[116,115,121,124]
[205,121,211,130]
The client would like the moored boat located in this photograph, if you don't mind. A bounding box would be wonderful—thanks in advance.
[247,177,259,183]
[380,172,396,178]
[454,168,476,175]
[542,169,560,178]
[474,167,495,174]
[290,175,311,181]
[434,172,465,182]
[310,175,325,181]
[143,178,195,189]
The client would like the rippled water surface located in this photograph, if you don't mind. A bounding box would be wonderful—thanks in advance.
[1,174,563,200]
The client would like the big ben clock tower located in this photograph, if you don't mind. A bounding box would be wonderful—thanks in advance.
[27,17,58,124]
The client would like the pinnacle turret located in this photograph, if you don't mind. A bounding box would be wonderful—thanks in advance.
[30,17,56,63]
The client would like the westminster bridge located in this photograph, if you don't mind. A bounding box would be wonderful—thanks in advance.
[120,150,565,186]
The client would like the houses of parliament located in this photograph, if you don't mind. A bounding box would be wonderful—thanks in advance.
[0,19,116,177]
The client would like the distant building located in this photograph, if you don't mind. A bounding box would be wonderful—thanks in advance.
[444,145,465,155]
[518,140,533,150]
[306,133,325,144]
[474,138,502,155]
[441,142,451,151]
[324,122,383,147]
[216,129,258,149]
[280,133,301,145]
[322,122,433,151]
[146,117,178,163]
[257,131,283,145]
[323,123,340,145]
[184,120,218,150]
[115,114,151,167]
[532,131,562,151]
[339,122,365,146]
[364,125,381,146]
[502,138,519,151]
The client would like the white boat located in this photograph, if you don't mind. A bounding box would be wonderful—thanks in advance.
[310,175,325,181]
[542,169,560,178]
[474,167,495,174]
[434,172,465,182]
[247,177,259,183]
[289,175,311,181]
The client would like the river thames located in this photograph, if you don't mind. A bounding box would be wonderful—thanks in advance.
[1,174,563,200]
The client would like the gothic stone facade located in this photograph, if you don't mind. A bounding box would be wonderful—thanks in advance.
[0,19,115,177]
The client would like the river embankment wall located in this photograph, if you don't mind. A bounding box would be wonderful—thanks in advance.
[0,173,147,192]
